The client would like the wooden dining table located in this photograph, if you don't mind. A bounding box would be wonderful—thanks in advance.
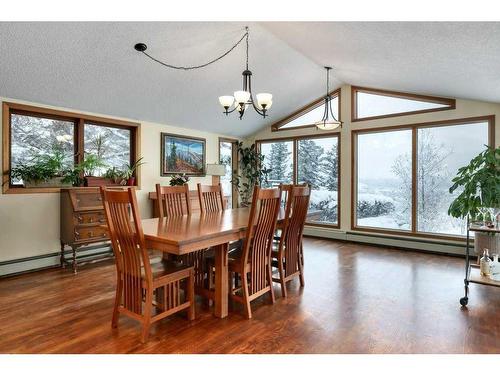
[142,207,284,319]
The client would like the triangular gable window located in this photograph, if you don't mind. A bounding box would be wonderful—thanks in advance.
[352,86,455,121]
[272,89,340,131]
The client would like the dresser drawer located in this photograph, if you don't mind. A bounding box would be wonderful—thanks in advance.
[74,212,106,225]
[74,226,108,242]
[74,191,103,210]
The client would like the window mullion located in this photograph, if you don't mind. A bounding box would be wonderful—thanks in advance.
[411,127,418,234]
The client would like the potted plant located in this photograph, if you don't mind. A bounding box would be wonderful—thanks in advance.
[169,173,190,186]
[76,154,109,187]
[448,146,500,255]
[104,167,126,186]
[231,142,271,207]
[123,157,145,186]
[10,148,73,188]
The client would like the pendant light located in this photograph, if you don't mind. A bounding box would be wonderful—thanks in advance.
[315,67,342,130]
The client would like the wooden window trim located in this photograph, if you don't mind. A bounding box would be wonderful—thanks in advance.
[218,137,239,208]
[271,88,341,132]
[351,86,456,122]
[255,132,341,228]
[351,115,495,241]
[2,101,141,194]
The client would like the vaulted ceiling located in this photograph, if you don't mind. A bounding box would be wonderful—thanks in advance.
[1,22,499,138]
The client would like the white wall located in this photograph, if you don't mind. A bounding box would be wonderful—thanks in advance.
[0,97,238,263]
[248,84,500,253]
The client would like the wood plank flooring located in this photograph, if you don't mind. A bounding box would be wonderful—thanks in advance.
[0,238,499,353]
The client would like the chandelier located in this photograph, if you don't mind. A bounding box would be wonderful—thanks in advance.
[315,67,342,130]
[133,26,271,121]
[218,27,272,120]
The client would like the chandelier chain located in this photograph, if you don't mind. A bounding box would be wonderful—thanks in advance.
[139,27,249,71]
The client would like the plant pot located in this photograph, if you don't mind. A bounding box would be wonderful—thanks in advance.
[126,177,136,186]
[24,177,72,188]
[84,176,122,187]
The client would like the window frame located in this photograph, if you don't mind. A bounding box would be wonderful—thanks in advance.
[351,115,495,240]
[2,102,141,194]
[351,86,456,122]
[255,132,341,228]
[271,88,341,132]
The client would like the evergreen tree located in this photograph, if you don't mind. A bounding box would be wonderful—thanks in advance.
[267,142,291,183]
[297,140,324,189]
[320,144,339,191]
[169,141,178,170]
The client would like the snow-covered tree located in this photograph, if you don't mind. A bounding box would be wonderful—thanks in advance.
[320,143,339,191]
[267,142,291,183]
[297,140,324,188]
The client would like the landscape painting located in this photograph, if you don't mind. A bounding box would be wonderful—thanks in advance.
[161,133,206,176]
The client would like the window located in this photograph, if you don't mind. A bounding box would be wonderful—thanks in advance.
[352,86,455,122]
[353,116,493,238]
[84,123,132,176]
[417,122,490,235]
[257,134,340,227]
[356,129,412,231]
[219,138,238,208]
[3,102,140,193]
[10,113,75,186]
[298,137,339,225]
[272,89,340,131]
[260,141,294,187]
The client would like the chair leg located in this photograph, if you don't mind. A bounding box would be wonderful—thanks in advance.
[241,272,252,319]
[187,270,196,321]
[267,264,276,304]
[111,277,122,328]
[298,246,305,288]
[278,258,287,298]
[141,289,153,343]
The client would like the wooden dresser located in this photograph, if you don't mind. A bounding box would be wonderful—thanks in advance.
[60,187,112,273]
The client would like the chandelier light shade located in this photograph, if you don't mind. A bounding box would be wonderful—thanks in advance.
[218,27,272,120]
[315,66,342,131]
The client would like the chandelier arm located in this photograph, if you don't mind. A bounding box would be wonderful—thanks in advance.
[328,101,340,122]
[321,98,329,121]
[137,28,249,71]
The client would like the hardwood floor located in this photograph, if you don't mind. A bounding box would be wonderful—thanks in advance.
[0,238,499,354]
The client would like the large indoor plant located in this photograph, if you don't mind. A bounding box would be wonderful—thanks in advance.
[448,145,500,221]
[231,142,271,206]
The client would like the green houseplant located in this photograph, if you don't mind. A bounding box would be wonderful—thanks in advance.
[10,147,73,188]
[231,142,271,206]
[123,157,145,186]
[448,145,500,221]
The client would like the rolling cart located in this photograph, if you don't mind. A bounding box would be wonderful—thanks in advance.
[460,221,500,306]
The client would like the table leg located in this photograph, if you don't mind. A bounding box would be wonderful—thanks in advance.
[214,243,229,318]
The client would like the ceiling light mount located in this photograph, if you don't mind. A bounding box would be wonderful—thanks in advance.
[134,43,148,52]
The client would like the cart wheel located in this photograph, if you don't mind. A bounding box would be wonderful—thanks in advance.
[460,297,468,306]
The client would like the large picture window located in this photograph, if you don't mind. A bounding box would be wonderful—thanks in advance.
[3,102,140,193]
[353,116,493,238]
[257,134,340,227]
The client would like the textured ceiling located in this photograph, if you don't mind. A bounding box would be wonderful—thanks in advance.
[1,22,500,138]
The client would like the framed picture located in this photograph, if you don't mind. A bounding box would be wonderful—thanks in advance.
[160,133,206,176]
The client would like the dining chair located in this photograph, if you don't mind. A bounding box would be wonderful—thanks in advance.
[155,183,209,299]
[155,183,191,218]
[101,187,195,343]
[271,185,311,297]
[197,182,225,213]
[228,185,282,319]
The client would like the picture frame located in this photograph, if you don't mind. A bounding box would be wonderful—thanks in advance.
[160,133,206,176]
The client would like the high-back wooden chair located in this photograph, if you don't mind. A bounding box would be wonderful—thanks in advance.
[272,185,311,297]
[155,183,191,218]
[155,183,209,295]
[101,187,195,343]
[278,183,293,208]
[197,183,225,213]
[228,186,282,319]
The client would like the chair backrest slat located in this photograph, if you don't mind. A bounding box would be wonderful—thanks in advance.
[279,185,311,277]
[101,187,151,314]
[155,184,191,218]
[197,183,225,213]
[241,186,281,295]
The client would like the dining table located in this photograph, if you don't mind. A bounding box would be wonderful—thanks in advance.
[142,207,284,318]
